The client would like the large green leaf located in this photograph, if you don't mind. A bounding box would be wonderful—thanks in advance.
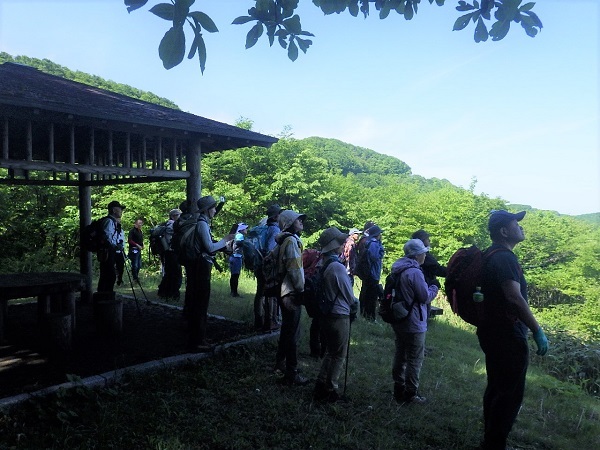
[287,38,299,61]
[245,23,264,49]
[158,26,186,69]
[124,0,149,13]
[189,11,219,32]
[474,16,488,42]
[282,15,302,34]
[149,3,174,21]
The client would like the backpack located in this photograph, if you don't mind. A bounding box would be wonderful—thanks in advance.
[262,232,293,297]
[379,267,414,323]
[149,223,169,256]
[302,249,322,318]
[171,214,199,265]
[81,217,111,253]
[354,239,372,281]
[444,245,504,326]
[243,224,270,271]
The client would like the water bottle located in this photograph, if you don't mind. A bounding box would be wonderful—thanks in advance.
[473,286,484,303]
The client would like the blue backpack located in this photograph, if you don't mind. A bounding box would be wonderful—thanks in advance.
[243,224,270,271]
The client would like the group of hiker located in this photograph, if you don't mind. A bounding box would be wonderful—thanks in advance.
[90,198,549,450]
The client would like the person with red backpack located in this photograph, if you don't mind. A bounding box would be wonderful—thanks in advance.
[477,210,549,450]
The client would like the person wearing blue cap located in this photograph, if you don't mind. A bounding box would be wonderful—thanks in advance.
[477,210,549,450]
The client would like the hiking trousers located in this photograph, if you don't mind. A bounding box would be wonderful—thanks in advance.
[477,329,528,450]
[392,330,426,398]
[317,314,350,390]
[276,296,302,375]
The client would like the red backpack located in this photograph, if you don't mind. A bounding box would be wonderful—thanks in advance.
[444,246,504,326]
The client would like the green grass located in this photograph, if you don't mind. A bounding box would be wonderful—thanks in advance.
[1,272,599,449]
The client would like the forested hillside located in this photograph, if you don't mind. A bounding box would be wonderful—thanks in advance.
[1,55,598,344]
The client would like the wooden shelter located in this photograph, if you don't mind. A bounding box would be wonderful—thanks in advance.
[0,62,277,299]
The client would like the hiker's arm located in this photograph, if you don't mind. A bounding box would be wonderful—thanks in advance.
[282,240,304,293]
[197,221,228,253]
[413,271,439,304]
[501,280,540,332]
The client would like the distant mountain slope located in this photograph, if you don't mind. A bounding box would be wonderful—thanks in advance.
[302,136,412,177]
[0,52,179,110]
[575,213,600,225]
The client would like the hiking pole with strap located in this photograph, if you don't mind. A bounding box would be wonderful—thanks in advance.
[343,318,352,397]
[124,253,150,305]
[121,252,141,314]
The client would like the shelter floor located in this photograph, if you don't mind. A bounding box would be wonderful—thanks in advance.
[0,298,254,399]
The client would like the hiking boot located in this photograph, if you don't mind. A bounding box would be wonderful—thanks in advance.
[278,372,310,386]
[393,383,406,403]
[313,381,330,402]
[273,361,286,374]
[406,394,427,404]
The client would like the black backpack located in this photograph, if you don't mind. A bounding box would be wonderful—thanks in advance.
[171,214,199,265]
[354,240,372,281]
[81,217,111,253]
[379,267,418,324]
[149,223,169,256]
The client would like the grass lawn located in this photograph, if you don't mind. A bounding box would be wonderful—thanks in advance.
[1,271,598,449]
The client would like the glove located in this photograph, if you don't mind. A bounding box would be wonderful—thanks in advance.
[533,327,549,356]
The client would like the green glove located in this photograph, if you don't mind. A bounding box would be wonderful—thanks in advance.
[533,327,549,356]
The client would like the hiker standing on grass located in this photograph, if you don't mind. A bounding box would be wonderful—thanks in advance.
[339,227,361,285]
[255,203,284,331]
[358,224,384,320]
[186,195,234,352]
[157,208,183,300]
[313,227,358,403]
[411,229,447,288]
[229,223,248,297]
[391,239,439,405]
[274,209,310,386]
[98,200,126,293]
[128,218,144,282]
[412,229,447,319]
[477,210,548,450]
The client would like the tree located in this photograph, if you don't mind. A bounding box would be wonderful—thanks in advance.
[124,0,542,73]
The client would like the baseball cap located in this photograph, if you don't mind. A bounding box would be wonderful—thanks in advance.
[488,210,526,232]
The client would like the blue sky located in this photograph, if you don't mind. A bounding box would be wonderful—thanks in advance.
[1,1,598,215]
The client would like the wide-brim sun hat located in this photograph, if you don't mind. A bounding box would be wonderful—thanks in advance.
[366,225,383,238]
[278,209,306,232]
[197,195,218,213]
[403,238,430,257]
[319,227,348,253]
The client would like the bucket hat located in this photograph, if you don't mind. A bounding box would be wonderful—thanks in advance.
[319,227,348,253]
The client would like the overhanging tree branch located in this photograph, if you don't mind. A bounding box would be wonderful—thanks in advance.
[124,0,543,73]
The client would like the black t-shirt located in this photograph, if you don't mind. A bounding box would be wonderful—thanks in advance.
[128,227,144,251]
[481,244,528,339]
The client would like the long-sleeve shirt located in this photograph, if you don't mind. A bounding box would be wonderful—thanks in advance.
[390,257,439,333]
[196,214,227,258]
[323,257,357,316]
[279,233,304,298]
[102,215,125,248]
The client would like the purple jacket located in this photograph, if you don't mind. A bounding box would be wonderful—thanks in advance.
[390,257,439,333]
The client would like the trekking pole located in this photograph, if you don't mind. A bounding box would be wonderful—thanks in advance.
[122,252,141,314]
[124,254,150,305]
[343,318,352,396]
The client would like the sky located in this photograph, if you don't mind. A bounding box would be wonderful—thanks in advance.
[1,0,599,216]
